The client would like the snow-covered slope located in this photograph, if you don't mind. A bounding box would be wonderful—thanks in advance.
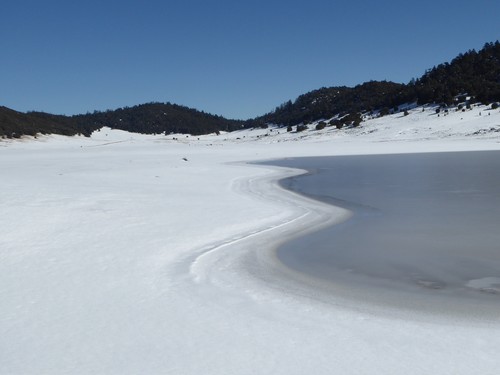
[1,105,500,374]
[195,103,500,145]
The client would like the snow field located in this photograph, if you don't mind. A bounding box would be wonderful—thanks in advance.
[1,105,500,374]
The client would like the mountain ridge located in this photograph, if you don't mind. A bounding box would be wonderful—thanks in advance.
[2,41,499,138]
[254,41,500,127]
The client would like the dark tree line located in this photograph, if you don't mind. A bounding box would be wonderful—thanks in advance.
[73,102,245,136]
[251,81,411,127]
[411,41,500,105]
[2,41,500,138]
[0,107,87,138]
[1,103,244,139]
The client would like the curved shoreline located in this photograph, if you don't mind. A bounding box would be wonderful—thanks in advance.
[182,155,500,323]
[187,162,353,285]
[259,152,500,320]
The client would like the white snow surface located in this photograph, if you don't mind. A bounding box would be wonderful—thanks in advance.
[2,105,500,374]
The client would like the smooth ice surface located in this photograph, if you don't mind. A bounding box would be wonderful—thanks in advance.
[267,152,500,316]
[2,105,500,374]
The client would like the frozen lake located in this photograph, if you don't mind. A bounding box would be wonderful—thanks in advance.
[265,151,500,317]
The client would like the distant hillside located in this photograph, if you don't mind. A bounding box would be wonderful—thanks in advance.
[250,81,412,127]
[74,102,244,136]
[256,41,500,127]
[1,41,499,138]
[1,103,243,138]
[411,41,500,105]
[0,107,86,138]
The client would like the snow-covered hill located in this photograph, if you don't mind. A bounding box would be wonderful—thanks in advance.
[194,103,500,145]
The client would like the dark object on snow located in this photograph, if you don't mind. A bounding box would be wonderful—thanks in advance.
[182,158,188,161]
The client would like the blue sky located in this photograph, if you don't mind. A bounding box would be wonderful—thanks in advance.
[1,0,499,119]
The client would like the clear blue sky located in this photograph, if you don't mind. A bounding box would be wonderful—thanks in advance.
[1,0,499,119]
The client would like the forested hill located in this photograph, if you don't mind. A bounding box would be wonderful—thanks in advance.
[412,41,500,105]
[1,103,244,138]
[1,41,500,138]
[74,103,244,136]
[250,81,411,127]
[0,106,86,138]
[253,41,500,127]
